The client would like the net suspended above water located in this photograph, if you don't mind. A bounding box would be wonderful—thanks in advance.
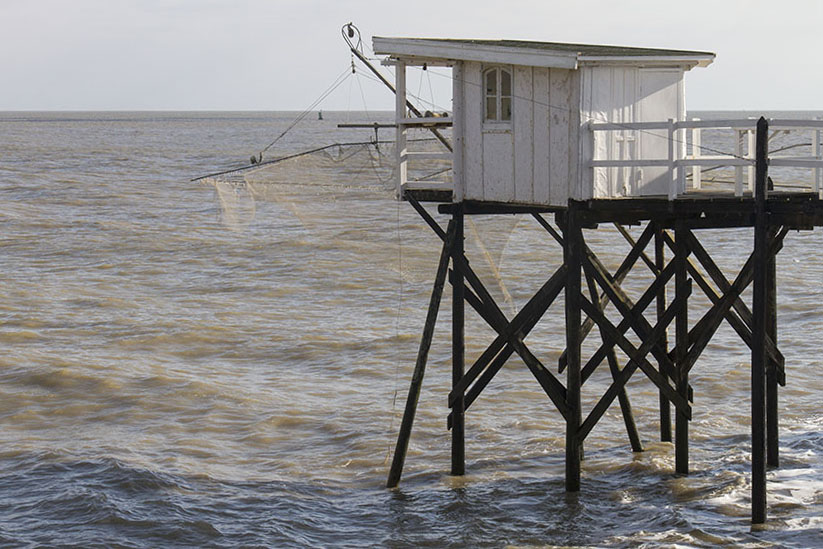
[197,137,452,228]
[196,135,521,313]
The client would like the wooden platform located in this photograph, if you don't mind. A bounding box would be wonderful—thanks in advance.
[390,118,815,525]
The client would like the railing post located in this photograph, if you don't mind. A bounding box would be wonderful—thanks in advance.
[395,60,408,197]
[676,121,686,195]
[735,129,744,196]
[814,118,822,198]
[748,129,756,193]
[692,118,702,190]
[668,119,676,200]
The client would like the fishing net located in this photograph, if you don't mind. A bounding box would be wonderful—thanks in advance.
[199,134,520,313]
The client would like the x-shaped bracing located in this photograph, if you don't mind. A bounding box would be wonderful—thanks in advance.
[405,198,570,424]
[614,223,788,384]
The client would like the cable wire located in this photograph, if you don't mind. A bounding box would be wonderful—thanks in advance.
[257,65,353,160]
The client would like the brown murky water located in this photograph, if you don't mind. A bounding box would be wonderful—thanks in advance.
[0,111,821,547]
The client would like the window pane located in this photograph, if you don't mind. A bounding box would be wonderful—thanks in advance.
[486,97,497,120]
[501,97,511,121]
[501,69,511,96]
[485,70,497,95]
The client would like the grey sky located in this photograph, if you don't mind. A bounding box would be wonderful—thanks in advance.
[2,0,821,111]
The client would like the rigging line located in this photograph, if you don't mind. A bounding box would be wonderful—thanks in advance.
[258,65,353,158]
[356,70,449,113]
[355,72,370,115]
[416,65,425,109]
[193,137,440,182]
[423,66,748,161]
[426,67,436,112]
[346,70,355,122]
[193,139,383,181]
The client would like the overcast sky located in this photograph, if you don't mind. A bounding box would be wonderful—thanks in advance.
[2,0,821,111]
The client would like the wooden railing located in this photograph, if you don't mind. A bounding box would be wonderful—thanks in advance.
[589,118,823,199]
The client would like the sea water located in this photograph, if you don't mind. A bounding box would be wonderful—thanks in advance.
[0,111,821,547]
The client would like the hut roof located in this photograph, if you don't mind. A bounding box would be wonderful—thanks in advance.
[373,37,715,69]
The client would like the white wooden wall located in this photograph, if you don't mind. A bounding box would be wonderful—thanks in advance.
[456,61,579,206]
[637,68,686,195]
[580,66,685,198]
[454,62,686,204]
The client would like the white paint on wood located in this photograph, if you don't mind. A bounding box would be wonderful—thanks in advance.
[373,37,579,69]
[589,67,614,198]
[735,130,744,196]
[452,62,465,201]
[372,37,715,71]
[550,68,572,205]
[483,130,514,201]
[395,61,407,197]
[532,67,551,205]
[638,68,682,196]
[692,118,702,189]
[567,70,582,201]
[514,65,534,203]
[463,62,484,201]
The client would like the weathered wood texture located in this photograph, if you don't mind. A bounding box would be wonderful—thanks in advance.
[387,220,455,488]
[751,116,769,524]
[451,208,465,477]
[459,63,576,206]
[564,204,583,491]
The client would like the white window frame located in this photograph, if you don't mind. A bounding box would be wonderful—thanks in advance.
[482,66,512,125]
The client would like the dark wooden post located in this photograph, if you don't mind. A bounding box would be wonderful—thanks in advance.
[451,206,466,476]
[387,221,455,488]
[766,228,779,468]
[752,116,769,523]
[674,220,689,475]
[564,204,583,491]
[655,223,672,442]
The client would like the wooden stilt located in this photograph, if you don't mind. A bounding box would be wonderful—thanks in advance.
[387,221,456,488]
[766,229,779,468]
[674,220,689,475]
[447,266,569,420]
[564,205,583,492]
[451,207,465,477]
[752,116,769,524]
[656,225,672,442]
[556,223,657,373]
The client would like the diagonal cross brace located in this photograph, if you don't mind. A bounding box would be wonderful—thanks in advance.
[669,228,787,384]
[584,268,644,452]
[613,223,658,274]
[578,286,690,442]
[446,271,566,427]
[387,220,456,488]
[584,249,682,385]
[580,287,693,420]
[662,227,787,379]
[409,194,567,412]
[448,265,569,418]
[580,258,677,384]
[531,215,657,374]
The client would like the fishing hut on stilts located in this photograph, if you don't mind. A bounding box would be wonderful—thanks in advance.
[344,28,823,524]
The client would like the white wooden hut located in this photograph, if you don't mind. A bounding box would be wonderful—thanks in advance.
[373,37,715,205]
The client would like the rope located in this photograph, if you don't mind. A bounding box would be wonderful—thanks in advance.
[257,65,352,160]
